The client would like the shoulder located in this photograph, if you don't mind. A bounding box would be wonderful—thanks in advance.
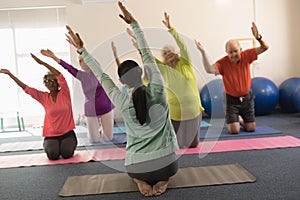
[57,73,65,80]
[25,86,47,95]
[241,48,257,60]
[242,48,256,56]
[179,57,191,65]
[216,55,229,65]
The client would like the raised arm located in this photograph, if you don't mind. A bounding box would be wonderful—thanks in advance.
[41,49,78,77]
[126,27,148,81]
[251,22,269,55]
[65,25,104,81]
[162,12,191,62]
[126,28,142,56]
[40,49,61,63]
[30,53,60,75]
[119,2,162,85]
[65,24,126,108]
[0,68,26,89]
[111,41,121,67]
[194,40,219,75]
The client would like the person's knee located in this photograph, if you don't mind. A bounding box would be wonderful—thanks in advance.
[229,128,240,134]
[227,123,240,134]
[188,137,199,148]
[88,137,100,143]
[244,123,256,132]
[46,150,60,160]
[102,132,113,141]
[189,143,198,148]
[61,149,75,159]
[178,141,186,149]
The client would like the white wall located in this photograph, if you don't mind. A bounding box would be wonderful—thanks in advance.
[0,0,299,119]
[253,0,300,83]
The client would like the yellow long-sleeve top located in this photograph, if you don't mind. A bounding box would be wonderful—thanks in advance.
[155,27,204,121]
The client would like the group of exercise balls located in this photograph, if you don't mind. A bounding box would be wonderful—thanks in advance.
[200,77,300,117]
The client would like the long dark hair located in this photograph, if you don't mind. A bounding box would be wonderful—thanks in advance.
[118,60,147,125]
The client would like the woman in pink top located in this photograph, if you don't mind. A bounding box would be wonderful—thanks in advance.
[0,53,77,160]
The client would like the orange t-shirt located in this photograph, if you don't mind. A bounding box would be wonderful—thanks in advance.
[215,48,257,97]
[24,74,75,137]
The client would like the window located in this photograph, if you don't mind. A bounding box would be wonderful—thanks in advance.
[0,6,71,128]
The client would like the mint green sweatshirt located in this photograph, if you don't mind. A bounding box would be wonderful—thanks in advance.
[80,21,179,166]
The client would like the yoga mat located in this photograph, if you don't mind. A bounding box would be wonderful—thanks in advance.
[200,120,211,127]
[76,126,126,135]
[111,120,211,134]
[113,126,126,134]
[26,125,127,137]
[0,121,212,153]
[0,141,43,152]
[59,163,256,196]
[1,136,300,169]
[0,131,31,138]
[100,120,211,136]
[0,133,127,153]
[0,151,94,169]
[200,126,282,139]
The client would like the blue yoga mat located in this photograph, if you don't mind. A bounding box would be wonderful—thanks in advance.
[200,125,282,139]
[200,121,212,128]
[113,121,211,135]
[78,134,127,147]
[113,126,126,134]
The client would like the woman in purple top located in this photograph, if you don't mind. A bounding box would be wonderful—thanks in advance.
[41,49,114,143]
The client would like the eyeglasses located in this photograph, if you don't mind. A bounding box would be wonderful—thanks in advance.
[44,79,57,84]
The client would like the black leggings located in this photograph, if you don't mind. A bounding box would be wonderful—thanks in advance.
[127,154,178,186]
[43,130,77,160]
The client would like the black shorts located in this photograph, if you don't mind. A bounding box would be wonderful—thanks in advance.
[224,92,255,124]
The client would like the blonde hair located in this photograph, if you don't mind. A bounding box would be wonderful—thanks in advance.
[161,45,177,56]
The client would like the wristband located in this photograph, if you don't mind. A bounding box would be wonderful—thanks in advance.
[256,34,262,41]
[76,47,85,55]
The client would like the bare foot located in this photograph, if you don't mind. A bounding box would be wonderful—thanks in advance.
[133,178,153,197]
[153,180,168,196]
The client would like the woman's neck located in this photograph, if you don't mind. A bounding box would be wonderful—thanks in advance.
[50,91,58,102]
[168,60,178,68]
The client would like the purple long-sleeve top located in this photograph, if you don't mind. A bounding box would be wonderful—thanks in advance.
[60,60,114,116]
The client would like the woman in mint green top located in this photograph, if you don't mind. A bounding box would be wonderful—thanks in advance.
[66,2,179,197]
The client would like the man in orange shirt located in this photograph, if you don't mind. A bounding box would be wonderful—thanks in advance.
[195,22,269,134]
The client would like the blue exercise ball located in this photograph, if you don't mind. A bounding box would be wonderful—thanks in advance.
[293,86,300,112]
[251,77,279,115]
[279,77,300,113]
[200,79,225,118]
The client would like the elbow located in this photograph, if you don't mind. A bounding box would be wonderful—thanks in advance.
[21,84,27,90]
[204,66,215,74]
[205,68,212,74]
[261,41,269,52]
[264,44,269,51]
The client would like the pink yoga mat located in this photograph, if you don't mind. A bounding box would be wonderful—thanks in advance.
[1,136,300,169]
